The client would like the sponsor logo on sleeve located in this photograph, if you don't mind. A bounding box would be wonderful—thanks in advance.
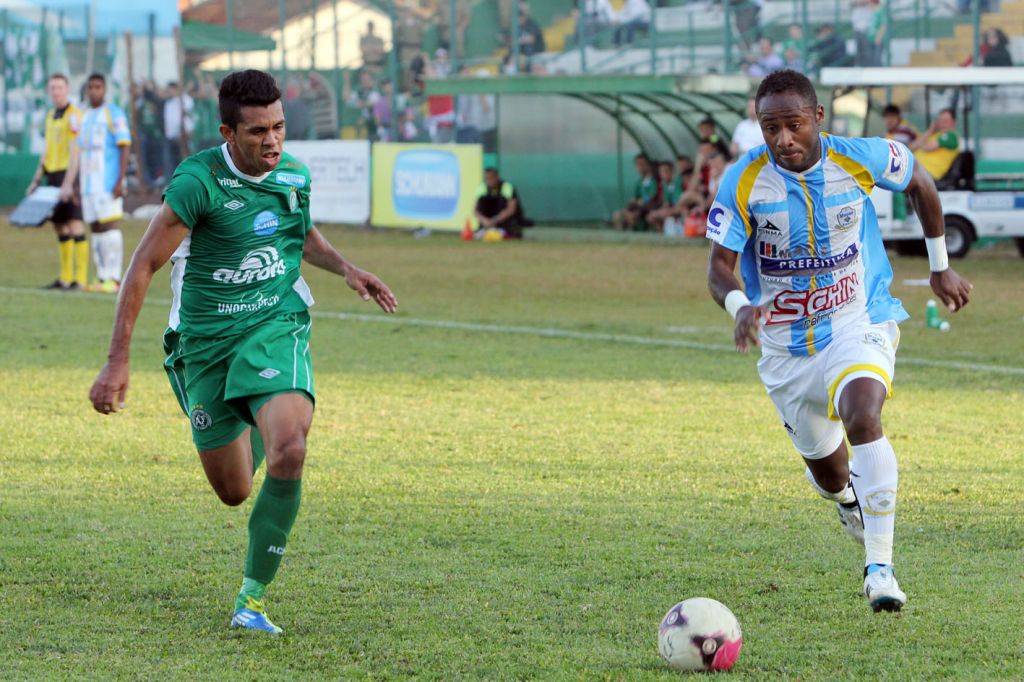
[706,203,733,238]
[886,141,910,182]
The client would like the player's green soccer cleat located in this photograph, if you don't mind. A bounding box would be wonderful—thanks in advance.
[230,596,283,635]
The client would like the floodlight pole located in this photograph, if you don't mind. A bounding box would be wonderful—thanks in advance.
[227,0,235,70]
[450,0,459,73]
[280,0,288,79]
[388,0,399,140]
[511,0,520,74]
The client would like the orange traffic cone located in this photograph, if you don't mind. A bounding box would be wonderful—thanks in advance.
[461,217,474,241]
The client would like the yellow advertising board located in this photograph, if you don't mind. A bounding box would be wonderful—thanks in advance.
[371,143,483,231]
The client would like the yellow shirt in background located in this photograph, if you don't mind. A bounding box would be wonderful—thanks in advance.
[42,104,83,173]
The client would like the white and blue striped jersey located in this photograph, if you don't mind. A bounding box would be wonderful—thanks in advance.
[79,103,131,195]
[707,134,914,357]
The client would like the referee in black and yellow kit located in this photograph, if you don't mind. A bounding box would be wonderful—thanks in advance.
[25,73,87,290]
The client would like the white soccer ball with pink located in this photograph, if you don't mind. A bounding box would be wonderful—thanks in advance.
[658,597,742,672]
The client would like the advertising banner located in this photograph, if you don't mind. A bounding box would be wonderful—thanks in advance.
[371,143,483,230]
[286,140,370,224]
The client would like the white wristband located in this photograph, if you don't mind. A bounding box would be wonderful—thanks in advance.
[925,236,949,272]
[724,290,752,320]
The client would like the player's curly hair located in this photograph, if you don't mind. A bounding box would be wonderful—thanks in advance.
[754,69,818,111]
[219,69,282,129]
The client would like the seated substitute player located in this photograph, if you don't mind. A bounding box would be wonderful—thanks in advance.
[88,70,398,635]
[705,70,972,612]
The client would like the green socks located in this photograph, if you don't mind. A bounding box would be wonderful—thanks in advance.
[235,577,267,611]
[249,428,266,474]
[242,475,302,594]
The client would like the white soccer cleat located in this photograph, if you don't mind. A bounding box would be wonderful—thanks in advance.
[836,501,865,544]
[863,566,907,612]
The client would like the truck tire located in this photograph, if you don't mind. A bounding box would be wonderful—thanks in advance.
[944,216,972,259]
[1016,238,1024,258]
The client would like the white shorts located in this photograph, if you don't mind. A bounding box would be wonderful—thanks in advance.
[757,320,900,460]
[82,192,123,225]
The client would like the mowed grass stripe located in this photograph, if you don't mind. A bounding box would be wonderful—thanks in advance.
[3,284,1023,377]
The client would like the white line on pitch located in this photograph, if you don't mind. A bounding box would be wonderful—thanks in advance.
[2,285,1022,376]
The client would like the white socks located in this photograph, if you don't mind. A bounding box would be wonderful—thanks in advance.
[91,229,124,282]
[805,466,858,505]
[849,437,898,566]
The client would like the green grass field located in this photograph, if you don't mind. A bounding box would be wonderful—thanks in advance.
[2,221,1022,680]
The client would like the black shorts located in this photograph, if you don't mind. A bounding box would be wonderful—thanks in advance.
[44,170,83,224]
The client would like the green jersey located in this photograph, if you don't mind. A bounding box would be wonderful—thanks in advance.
[163,144,314,338]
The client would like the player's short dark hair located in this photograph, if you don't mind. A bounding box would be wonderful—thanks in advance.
[219,69,282,129]
[87,73,106,84]
[484,166,499,175]
[48,73,69,84]
[882,103,901,117]
[938,107,956,120]
[755,69,818,110]
[699,116,716,128]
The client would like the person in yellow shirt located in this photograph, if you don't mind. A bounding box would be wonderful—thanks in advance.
[909,108,960,181]
[25,73,87,291]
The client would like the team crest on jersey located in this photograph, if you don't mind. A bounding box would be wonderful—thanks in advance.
[288,188,298,213]
[190,407,212,431]
[836,206,857,230]
[253,210,280,236]
[276,172,306,188]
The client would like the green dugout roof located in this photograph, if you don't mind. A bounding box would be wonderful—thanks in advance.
[426,74,753,159]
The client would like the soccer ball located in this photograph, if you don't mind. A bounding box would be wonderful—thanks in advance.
[658,597,743,672]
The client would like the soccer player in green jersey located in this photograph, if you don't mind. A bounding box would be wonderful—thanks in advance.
[88,70,397,634]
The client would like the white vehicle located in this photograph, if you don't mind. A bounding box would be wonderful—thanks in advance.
[821,67,1024,258]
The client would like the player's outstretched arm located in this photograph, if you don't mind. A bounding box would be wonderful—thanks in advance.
[302,227,398,314]
[904,162,973,312]
[708,243,764,353]
[89,204,190,415]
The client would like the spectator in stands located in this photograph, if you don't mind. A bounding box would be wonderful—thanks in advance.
[613,153,661,231]
[882,104,918,146]
[360,21,386,75]
[475,167,531,239]
[426,64,456,142]
[679,149,730,217]
[676,154,695,187]
[982,28,1013,66]
[783,47,805,73]
[745,38,785,77]
[864,0,887,67]
[730,98,765,157]
[852,0,874,66]
[400,107,421,142]
[433,48,452,78]
[732,0,763,52]
[163,82,193,181]
[517,5,547,58]
[781,23,804,56]
[135,81,165,188]
[373,79,395,141]
[396,1,430,91]
[573,0,615,46]
[345,70,381,140]
[809,23,851,73]
[409,50,429,94]
[910,108,960,181]
[437,0,471,59]
[456,69,496,147]
[613,0,651,47]
[282,77,312,141]
[883,104,918,223]
[647,160,683,234]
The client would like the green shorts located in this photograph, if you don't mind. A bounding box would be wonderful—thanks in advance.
[163,311,316,450]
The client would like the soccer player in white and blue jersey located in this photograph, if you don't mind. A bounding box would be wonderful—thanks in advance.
[75,73,131,293]
[707,71,972,612]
